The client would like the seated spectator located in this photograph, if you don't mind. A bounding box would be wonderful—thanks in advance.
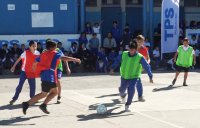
[89,33,100,55]
[103,32,117,55]
[153,46,160,68]
[0,44,13,69]
[78,43,95,72]
[37,42,43,53]
[84,22,93,34]
[20,44,26,54]
[190,34,197,47]
[96,47,108,73]
[70,42,78,57]
[79,32,88,47]
[57,42,65,53]
[10,43,21,59]
[108,48,118,67]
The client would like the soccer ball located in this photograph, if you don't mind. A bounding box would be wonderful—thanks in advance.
[96,104,107,115]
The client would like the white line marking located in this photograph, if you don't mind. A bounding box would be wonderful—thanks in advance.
[135,111,184,128]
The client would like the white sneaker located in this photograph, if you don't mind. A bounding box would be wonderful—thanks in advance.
[120,95,126,104]
[125,105,131,112]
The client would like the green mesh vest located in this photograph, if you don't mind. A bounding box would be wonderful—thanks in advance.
[120,51,143,79]
[56,48,63,71]
[176,46,193,68]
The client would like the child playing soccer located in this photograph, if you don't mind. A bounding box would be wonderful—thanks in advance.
[136,35,151,102]
[111,40,153,112]
[22,40,81,115]
[9,41,40,105]
[172,38,196,86]
[56,48,71,104]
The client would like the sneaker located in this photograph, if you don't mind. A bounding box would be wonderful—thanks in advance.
[22,102,29,115]
[39,104,50,114]
[172,79,177,85]
[183,82,188,86]
[125,105,131,112]
[120,94,126,104]
[9,100,16,105]
[57,96,61,104]
[138,96,145,102]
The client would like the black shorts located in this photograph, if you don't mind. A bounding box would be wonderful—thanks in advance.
[41,81,57,93]
[175,65,190,72]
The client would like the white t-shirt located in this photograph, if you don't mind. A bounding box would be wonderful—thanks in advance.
[93,26,100,34]
[21,50,40,71]
[177,45,195,55]
[153,50,160,57]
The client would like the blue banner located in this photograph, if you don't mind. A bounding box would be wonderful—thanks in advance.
[161,0,179,54]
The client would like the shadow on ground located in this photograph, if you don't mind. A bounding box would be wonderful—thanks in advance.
[77,107,133,121]
[0,115,47,126]
[152,85,183,92]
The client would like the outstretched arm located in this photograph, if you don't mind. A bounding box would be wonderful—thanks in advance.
[10,57,22,72]
[61,56,81,64]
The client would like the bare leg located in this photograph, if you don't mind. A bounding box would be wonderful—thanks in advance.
[28,92,48,105]
[183,72,188,86]
[44,88,58,104]
[172,72,180,85]
[174,72,180,80]
[57,80,61,97]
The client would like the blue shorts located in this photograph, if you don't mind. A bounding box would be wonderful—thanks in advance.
[57,70,63,79]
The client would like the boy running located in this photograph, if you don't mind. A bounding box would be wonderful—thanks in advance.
[172,38,196,86]
[9,41,40,105]
[136,35,151,102]
[111,40,153,112]
[56,48,71,104]
[22,40,81,115]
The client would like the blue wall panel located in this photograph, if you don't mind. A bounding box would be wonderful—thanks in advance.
[126,7,143,32]
[85,11,101,23]
[0,0,78,35]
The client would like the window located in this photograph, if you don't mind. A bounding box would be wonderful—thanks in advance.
[185,0,200,7]
[102,0,121,5]
[154,0,162,7]
[86,0,97,7]
[126,0,142,5]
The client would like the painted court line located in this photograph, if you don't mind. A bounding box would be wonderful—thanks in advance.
[135,111,184,128]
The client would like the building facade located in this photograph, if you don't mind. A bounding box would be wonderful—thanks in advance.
[85,0,200,40]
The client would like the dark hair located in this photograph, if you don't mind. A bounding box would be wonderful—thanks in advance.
[37,42,41,45]
[29,40,36,47]
[129,40,138,49]
[46,40,57,50]
[92,33,97,36]
[3,44,8,47]
[58,42,62,45]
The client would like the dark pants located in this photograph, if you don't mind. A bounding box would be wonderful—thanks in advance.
[119,78,138,106]
[12,71,36,101]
